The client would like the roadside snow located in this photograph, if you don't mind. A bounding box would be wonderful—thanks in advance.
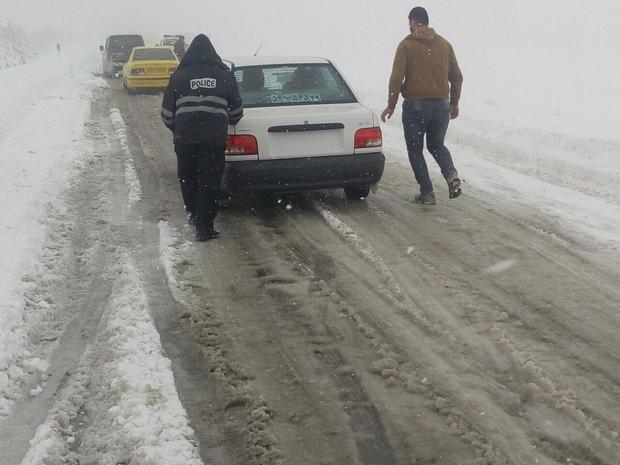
[21,251,203,465]
[0,49,104,417]
[159,221,180,289]
[361,93,620,259]
[158,221,194,308]
[110,108,143,205]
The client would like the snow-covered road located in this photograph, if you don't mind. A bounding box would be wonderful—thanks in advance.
[0,50,102,418]
[0,52,619,465]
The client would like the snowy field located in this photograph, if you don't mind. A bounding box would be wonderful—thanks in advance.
[0,23,42,69]
[1,1,619,463]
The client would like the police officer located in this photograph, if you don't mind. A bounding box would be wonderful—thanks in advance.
[161,34,243,241]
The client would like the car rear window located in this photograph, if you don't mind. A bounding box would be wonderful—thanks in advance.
[108,36,144,53]
[133,48,176,61]
[233,64,357,108]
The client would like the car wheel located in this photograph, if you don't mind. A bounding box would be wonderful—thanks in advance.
[344,185,370,200]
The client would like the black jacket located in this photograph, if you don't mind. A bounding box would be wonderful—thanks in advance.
[173,38,185,59]
[161,34,243,145]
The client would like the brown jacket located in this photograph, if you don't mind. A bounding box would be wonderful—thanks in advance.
[388,27,463,109]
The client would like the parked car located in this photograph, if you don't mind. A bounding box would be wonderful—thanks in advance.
[100,34,145,78]
[122,46,178,93]
[222,56,384,199]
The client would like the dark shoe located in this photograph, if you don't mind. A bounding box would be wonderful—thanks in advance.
[196,225,221,242]
[414,192,436,205]
[447,173,462,199]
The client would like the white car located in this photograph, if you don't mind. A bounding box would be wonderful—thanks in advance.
[222,56,385,199]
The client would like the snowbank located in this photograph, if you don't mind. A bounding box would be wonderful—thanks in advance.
[110,108,143,205]
[21,252,203,465]
[0,49,104,416]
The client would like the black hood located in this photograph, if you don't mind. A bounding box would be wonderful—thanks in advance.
[178,34,227,70]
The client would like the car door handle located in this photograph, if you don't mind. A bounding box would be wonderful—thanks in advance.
[268,123,345,133]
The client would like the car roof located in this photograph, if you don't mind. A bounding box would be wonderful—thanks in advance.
[225,55,330,68]
[133,46,173,50]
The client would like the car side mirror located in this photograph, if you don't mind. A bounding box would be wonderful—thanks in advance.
[99,45,104,52]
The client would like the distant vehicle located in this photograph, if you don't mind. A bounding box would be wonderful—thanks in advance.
[222,56,385,199]
[122,46,178,93]
[100,34,145,78]
[160,35,183,47]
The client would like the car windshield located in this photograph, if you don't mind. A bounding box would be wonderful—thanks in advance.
[233,63,357,108]
[133,48,176,61]
[108,36,143,53]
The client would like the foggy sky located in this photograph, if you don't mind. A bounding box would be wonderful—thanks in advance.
[4,0,619,109]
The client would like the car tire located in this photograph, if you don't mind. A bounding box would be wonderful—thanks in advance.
[124,81,134,94]
[344,185,370,200]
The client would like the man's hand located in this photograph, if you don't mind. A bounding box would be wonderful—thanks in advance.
[381,107,395,122]
[450,104,459,120]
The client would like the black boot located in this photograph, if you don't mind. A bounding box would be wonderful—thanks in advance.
[196,222,220,242]
[447,172,462,199]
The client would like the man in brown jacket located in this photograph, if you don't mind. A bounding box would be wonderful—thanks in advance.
[381,7,463,204]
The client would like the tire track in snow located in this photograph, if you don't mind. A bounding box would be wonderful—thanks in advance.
[108,90,260,465]
[309,192,619,464]
[110,107,142,205]
[0,93,118,463]
[20,250,203,465]
[109,78,619,464]
[355,186,620,458]
[1,91,203,465]
[266,203,513,465]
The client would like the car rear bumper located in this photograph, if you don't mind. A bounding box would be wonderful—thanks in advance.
[104,61,124,76]
[126,77,170,89]
[222,152,385,192]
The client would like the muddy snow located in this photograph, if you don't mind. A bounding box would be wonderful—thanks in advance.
[1,35,620,465]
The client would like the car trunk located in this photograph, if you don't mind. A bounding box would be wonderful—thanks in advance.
[136,60,176,77]
[235,104,374,160]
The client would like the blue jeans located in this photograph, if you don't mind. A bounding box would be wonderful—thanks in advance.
[402,99,456,194]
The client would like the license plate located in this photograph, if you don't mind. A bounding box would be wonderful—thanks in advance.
[271,93,322,104]
[148,68,166,74]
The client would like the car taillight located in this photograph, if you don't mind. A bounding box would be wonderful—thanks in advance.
[354,127,382,149]
[130,68,145,76]
[168,67,177,75]
[226,135,258,155]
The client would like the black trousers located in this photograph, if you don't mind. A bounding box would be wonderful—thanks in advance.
[174,143,226,228]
